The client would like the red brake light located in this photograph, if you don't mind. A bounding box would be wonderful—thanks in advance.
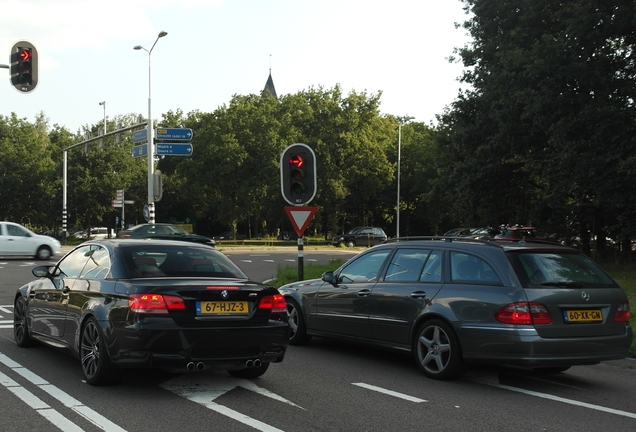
[129,294,186,314]
[258,294,287,313]
[614,301,631,322]
[495,302,552,325]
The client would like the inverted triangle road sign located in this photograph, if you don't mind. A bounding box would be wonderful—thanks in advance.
[285,206,318,237]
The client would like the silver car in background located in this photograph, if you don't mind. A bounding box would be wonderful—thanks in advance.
[0,221,61,260]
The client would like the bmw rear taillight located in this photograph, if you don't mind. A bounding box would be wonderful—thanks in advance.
[129,294,186,314]
[495,302,552,325]
[614,301,631,322]
[258,294,287,313]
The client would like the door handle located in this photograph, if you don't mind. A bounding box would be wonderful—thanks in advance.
[357,289,371,297]
[410,291,427,299]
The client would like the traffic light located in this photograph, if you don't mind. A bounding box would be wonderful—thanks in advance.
[10,41,38,93]
[280,143,317,206]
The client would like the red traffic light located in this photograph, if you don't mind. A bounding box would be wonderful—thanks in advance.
[289,155,304,168]
[19,49,32,61]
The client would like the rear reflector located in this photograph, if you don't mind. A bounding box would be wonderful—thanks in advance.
[129,294,186,314]
[495,302,552,325]
[614,301,631,322]
[258,294,287,313]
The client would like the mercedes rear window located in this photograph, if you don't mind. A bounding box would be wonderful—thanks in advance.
[508,251,618,288]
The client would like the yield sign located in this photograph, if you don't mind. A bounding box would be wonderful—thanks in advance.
[285,206,317,237]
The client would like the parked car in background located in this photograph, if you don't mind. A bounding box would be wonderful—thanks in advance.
[332,226,387,247]
[495,225,551,241]
[13,239,289,385]
[280,237,632,380]
[443,228,475,237]
[0,221,61,260]
[213,231,246,241]
[117,223,215,247]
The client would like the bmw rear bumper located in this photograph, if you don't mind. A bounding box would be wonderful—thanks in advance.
[105,322,289,371]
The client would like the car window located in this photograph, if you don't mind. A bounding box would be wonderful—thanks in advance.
[385,249,427,281]
[57,245,93,278]
[450,252,502,284]
[338,249,390,283]
[6,224,29,237]
[80,246,111,279]
[384,249,442,282]
[123,245,247,279]
[510,251,617,288]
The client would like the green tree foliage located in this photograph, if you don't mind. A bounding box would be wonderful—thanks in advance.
[440,0,636,255]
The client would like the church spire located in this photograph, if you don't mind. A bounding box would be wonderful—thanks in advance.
[263,54,277,99]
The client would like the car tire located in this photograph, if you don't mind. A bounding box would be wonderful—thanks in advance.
[80,317,115,386]
[14,296,35,347]
[413,319,465,380]
[286,298,311,345]
[345,240,356,248]
[36,246,52,260]
[228,361,270,378]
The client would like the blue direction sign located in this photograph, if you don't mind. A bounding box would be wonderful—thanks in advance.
[155,128,193,142]
[132,144,148,158]
[132,129,147,143]
[156,143,193,156]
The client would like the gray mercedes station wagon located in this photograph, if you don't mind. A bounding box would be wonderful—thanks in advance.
[279,237,632,380]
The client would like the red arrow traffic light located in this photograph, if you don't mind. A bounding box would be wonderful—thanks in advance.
[289,155,304,168]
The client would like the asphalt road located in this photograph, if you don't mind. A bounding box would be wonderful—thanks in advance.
[1,249,635,431]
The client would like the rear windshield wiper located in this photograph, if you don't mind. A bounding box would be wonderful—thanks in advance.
[540,281,584,288]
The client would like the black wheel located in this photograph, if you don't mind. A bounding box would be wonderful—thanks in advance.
[228,362,270,378]
[345,240,356,248]
[414,319,465,380]
[80,317,114,385]
[286,298,311,345]
[36,246,52,260]
[14,296,35,347]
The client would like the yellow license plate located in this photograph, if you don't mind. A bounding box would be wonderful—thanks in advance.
[565,309,602,322]
[197,301,248,315]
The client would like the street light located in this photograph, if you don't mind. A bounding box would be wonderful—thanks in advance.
[134,30,168,224]
[396,115,415,239]
[98,101,106,134]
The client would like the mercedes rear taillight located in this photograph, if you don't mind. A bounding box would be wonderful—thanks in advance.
[495,302,552,325]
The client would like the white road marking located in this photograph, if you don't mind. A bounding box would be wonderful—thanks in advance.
[161,373,303,432]
[490,382,636,419]
[0,353,128,431]
[352,382,427,403]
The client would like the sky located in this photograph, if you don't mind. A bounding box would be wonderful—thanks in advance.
[1,0,472,133]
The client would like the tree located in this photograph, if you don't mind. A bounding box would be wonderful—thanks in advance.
[440,0,636,255]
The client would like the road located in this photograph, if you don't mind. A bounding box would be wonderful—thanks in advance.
[0,249,635,431]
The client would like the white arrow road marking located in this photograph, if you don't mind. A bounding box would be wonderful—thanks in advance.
[161,373,304,432]
[352,382,427,403]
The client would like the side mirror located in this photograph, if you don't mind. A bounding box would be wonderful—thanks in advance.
[32,265,52,278]
[322,271,337,286]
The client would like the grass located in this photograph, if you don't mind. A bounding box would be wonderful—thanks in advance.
[273,261,636,358]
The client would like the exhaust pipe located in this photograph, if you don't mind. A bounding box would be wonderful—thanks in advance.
[186,362,196,371]
[244,359,261,368]
[196,362,205,371]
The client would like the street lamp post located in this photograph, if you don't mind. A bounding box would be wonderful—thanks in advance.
[134,30,167,224]
[396,115,415,239]
[98,101,106,134]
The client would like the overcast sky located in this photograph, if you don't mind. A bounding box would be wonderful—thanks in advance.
[1,0,472,133]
